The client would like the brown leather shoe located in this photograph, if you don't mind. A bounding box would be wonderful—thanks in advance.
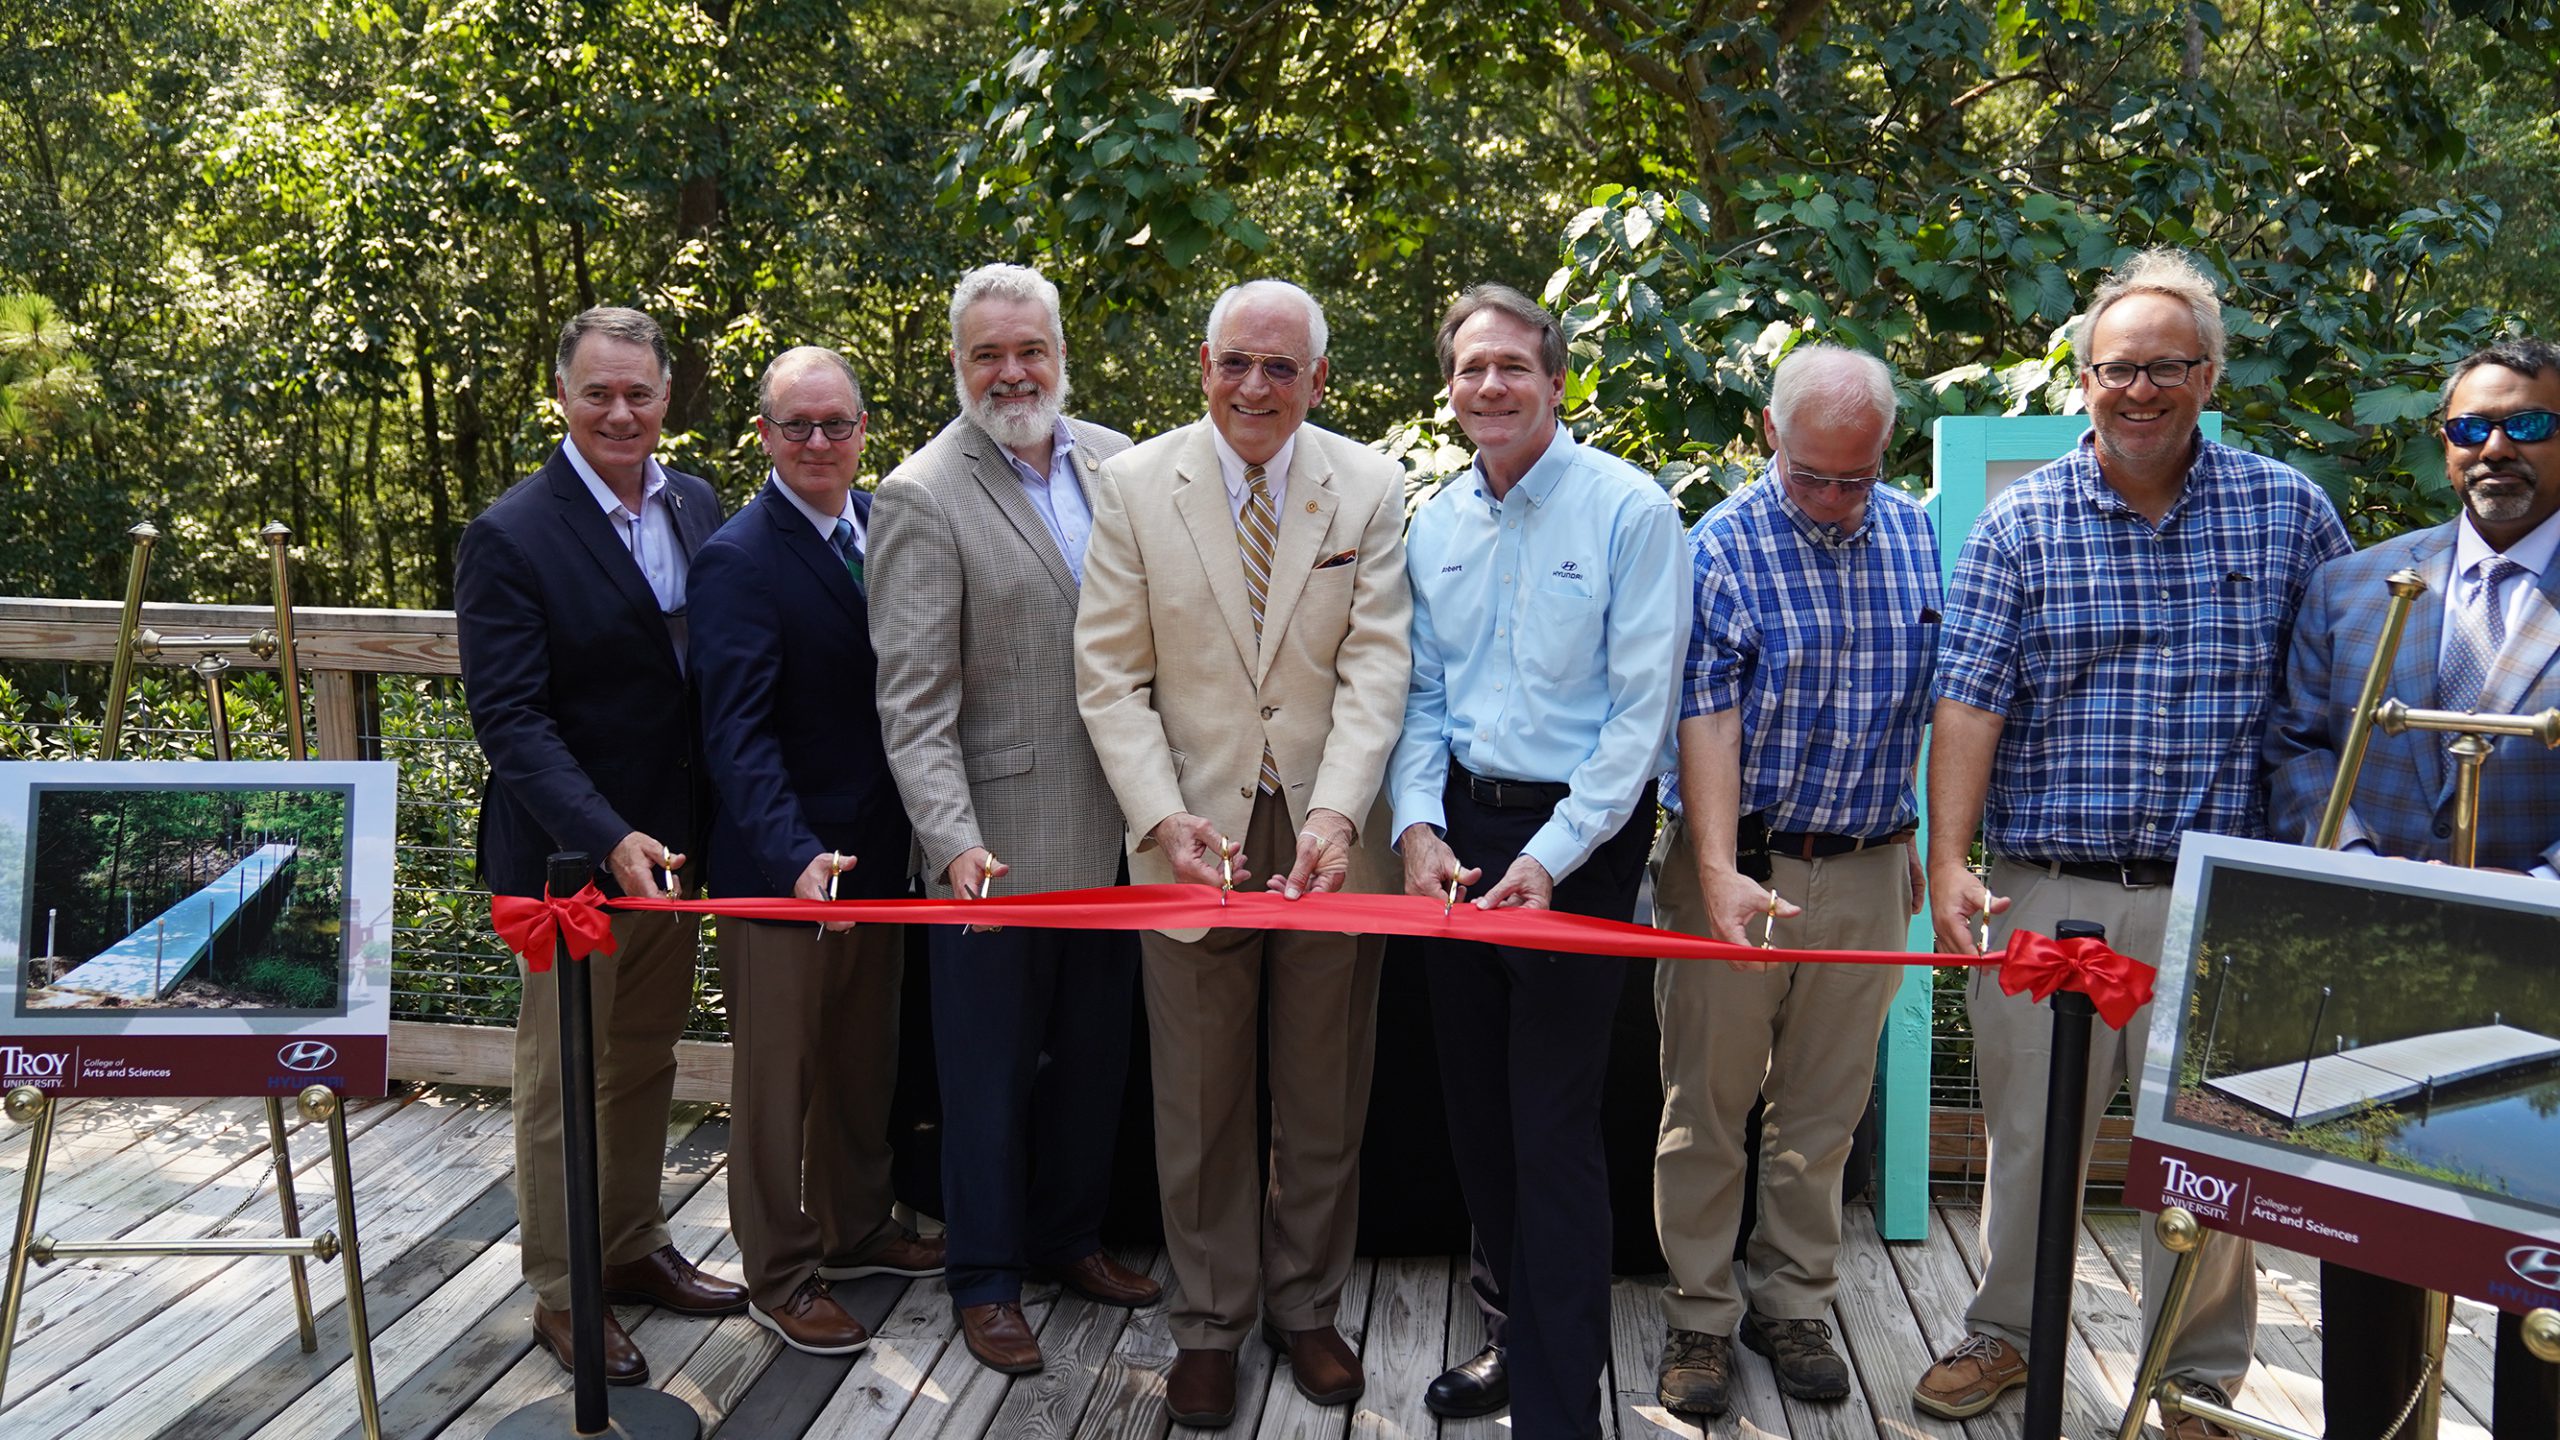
[1912,1331,2026,1419]
[1165,1347,1237,1428]
[1034,1250,1162,1307]
[600,1243,748,1317]
[532,1303,648,1386]
[818,1229,946,1281]
[750,1276,870,1356]
[1261,1321,1364,1405]
[956,1300,1043,1375]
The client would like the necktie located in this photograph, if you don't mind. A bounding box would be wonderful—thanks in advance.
[2439,555,2523,714]
[1237,464,1282,796]
[831,517,863,589]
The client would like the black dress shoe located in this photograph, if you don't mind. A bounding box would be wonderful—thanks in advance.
[1425,1343,1507,1419]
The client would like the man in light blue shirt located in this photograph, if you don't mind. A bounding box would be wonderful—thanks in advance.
[1388,283,1688,1439]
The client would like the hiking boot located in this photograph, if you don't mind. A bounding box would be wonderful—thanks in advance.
[1656,1328,1734,1418]
[1912,1331,2027,1419]
[1742,1311,1850,1401]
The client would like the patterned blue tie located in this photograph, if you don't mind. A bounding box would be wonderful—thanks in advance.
[2439,556,2522,714]
[831,517,863,589]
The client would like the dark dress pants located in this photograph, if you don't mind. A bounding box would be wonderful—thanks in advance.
[1424,776,1655,1440]
[930,921,1138,1308]
[2325,1263,2559,1439]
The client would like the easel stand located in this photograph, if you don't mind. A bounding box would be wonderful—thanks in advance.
[0,520,382,1435]
[488,853,697,1440]
[2119,568,2560,1440]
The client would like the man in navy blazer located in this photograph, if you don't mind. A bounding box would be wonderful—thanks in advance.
[456,306,744,1385]
[690,345,943,1356]
[2268,336,2560,1440]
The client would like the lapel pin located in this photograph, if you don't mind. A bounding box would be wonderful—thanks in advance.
[1305,501,1318,513]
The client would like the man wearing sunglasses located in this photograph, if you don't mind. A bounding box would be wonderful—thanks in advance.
[1648,344,1938,1419]
[691,346,942,1357]
[2267,337,2560,1439]
[1916,249,2351,1433]
[1076,279,1413,1427]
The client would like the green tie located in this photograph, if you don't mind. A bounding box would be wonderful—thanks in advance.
[832,517,864,588]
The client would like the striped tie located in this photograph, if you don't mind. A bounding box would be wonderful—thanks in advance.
[1238,464,1282,795]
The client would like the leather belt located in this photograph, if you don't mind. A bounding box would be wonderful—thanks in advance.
[1766,828,1915,862]
[2014,857,2179,889]
[1453,762,1570,811]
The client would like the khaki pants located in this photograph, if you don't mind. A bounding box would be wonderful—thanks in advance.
[719,917,905,1309]
[1962,858,2256,1397]
[1651,822,1910,1335]
[1140,793,1382,1350]
[512,906,695,1311]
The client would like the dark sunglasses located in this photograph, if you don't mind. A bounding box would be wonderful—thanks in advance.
[2443,410,2559,447]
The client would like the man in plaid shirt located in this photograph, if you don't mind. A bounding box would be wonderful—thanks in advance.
[1911,249,2351,1433]
[1649,344,1939,1419]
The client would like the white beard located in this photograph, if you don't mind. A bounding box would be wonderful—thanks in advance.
[960,369,1072,452]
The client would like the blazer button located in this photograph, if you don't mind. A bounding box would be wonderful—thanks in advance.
[1239,786,1253,799]
[1260,706,1278,719]
[2433,819,2452,838]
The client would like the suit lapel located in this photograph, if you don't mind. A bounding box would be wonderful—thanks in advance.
[545,450,665,631]
[766,482,864,627]
[1170,429,1262,675]
[2478,556,2560,717]
[2401,529,2455,806]
[960,424,1081,601]
[1250,437,1338,686]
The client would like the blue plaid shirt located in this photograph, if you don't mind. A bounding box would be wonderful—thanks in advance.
[1663,467,1941,835]
[1934,434,2351,860]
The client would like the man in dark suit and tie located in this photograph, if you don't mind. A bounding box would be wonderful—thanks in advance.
[2267,335,2560,1440]
[690,345,944,1356]
[456,305,744,1384]
[871,264,1159,1377]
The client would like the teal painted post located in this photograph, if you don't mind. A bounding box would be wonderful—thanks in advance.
[1870,412,2221,1242]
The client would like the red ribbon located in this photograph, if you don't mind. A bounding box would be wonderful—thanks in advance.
[1996,929,2156,1029]
[591,883,2155,1029]
[490,884,621,973]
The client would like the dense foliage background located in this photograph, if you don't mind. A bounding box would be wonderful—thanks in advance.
[4,0,2556,616]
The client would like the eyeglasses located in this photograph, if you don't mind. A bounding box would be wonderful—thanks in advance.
[2086,358,2210,389]
[2443,409,2560,447]
[763,414,864,442]
[1211,351,1306,387]
[1783,466,1883,495]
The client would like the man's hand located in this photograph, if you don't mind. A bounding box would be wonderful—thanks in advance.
[948,846,1009,933]
[1697,865,1800,948]
[1151,812,1245,889]
[608,831,683,900]
[1928,857,2008,955]
[1399,822,1480,903]
[1270,808,1355,900]
[1907,847,1927,918]
[1477,854,1554,910]
[794,851,856,933]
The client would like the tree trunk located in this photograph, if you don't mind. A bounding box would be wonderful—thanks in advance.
[415,336,456,608]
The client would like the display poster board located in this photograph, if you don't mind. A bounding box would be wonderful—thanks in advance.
[0,761,396,1097]
[2127,833,2560,1315]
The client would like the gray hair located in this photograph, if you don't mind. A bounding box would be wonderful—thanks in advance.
[1434,283,1566,382]
[949,263,1066,354]
[2072,247,2227,372]
[2442,336,2560,411]
[1768,343,1897,441]
[555,306,672,385]
[1206,279,1328,360]
[756,346,863,416]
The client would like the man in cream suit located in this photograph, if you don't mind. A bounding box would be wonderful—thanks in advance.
[872,264,1160,1379]
[1076,278,1413,1429]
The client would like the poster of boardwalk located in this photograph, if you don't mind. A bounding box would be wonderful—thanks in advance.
[0,761,395,1097]
[2129,834,2560,1315]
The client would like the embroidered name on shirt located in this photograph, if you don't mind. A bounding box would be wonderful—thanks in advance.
[1440,563,1466,574]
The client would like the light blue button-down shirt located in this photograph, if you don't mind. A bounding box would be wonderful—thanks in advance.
[1388,426,1691,882]
[1001,418,1093,582]
[565,436,686,612]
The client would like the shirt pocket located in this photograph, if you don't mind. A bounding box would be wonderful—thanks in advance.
[1519,580,1606,686]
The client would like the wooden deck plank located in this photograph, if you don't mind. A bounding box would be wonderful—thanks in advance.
[881,1283,1067,1440]
[1934,1204,2124,1436]
[2081,1210,2322,1435]
[8,1090,519,1439]
[1060,1249,1179,1440]
[0,1095,222,1169]
[2248,1234,2506,1433]
[1347,1254,1445,1440]
[800,1269,966,1440]
[1248,1255,1372,1439]
[1831,1207,1983,1440]
[0,1089,448,1409]
[1436,1258,1513,1440]
[981,1262,1150,1440]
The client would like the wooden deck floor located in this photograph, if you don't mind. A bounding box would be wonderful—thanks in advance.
[0,1086,2521,1439]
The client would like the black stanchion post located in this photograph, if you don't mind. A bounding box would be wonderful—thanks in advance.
[491,852,700,1440]
[2021,917,2105,1440]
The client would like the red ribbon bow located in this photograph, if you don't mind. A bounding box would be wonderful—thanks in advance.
[490,884,620,973]
[1997,930,2156,1030]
